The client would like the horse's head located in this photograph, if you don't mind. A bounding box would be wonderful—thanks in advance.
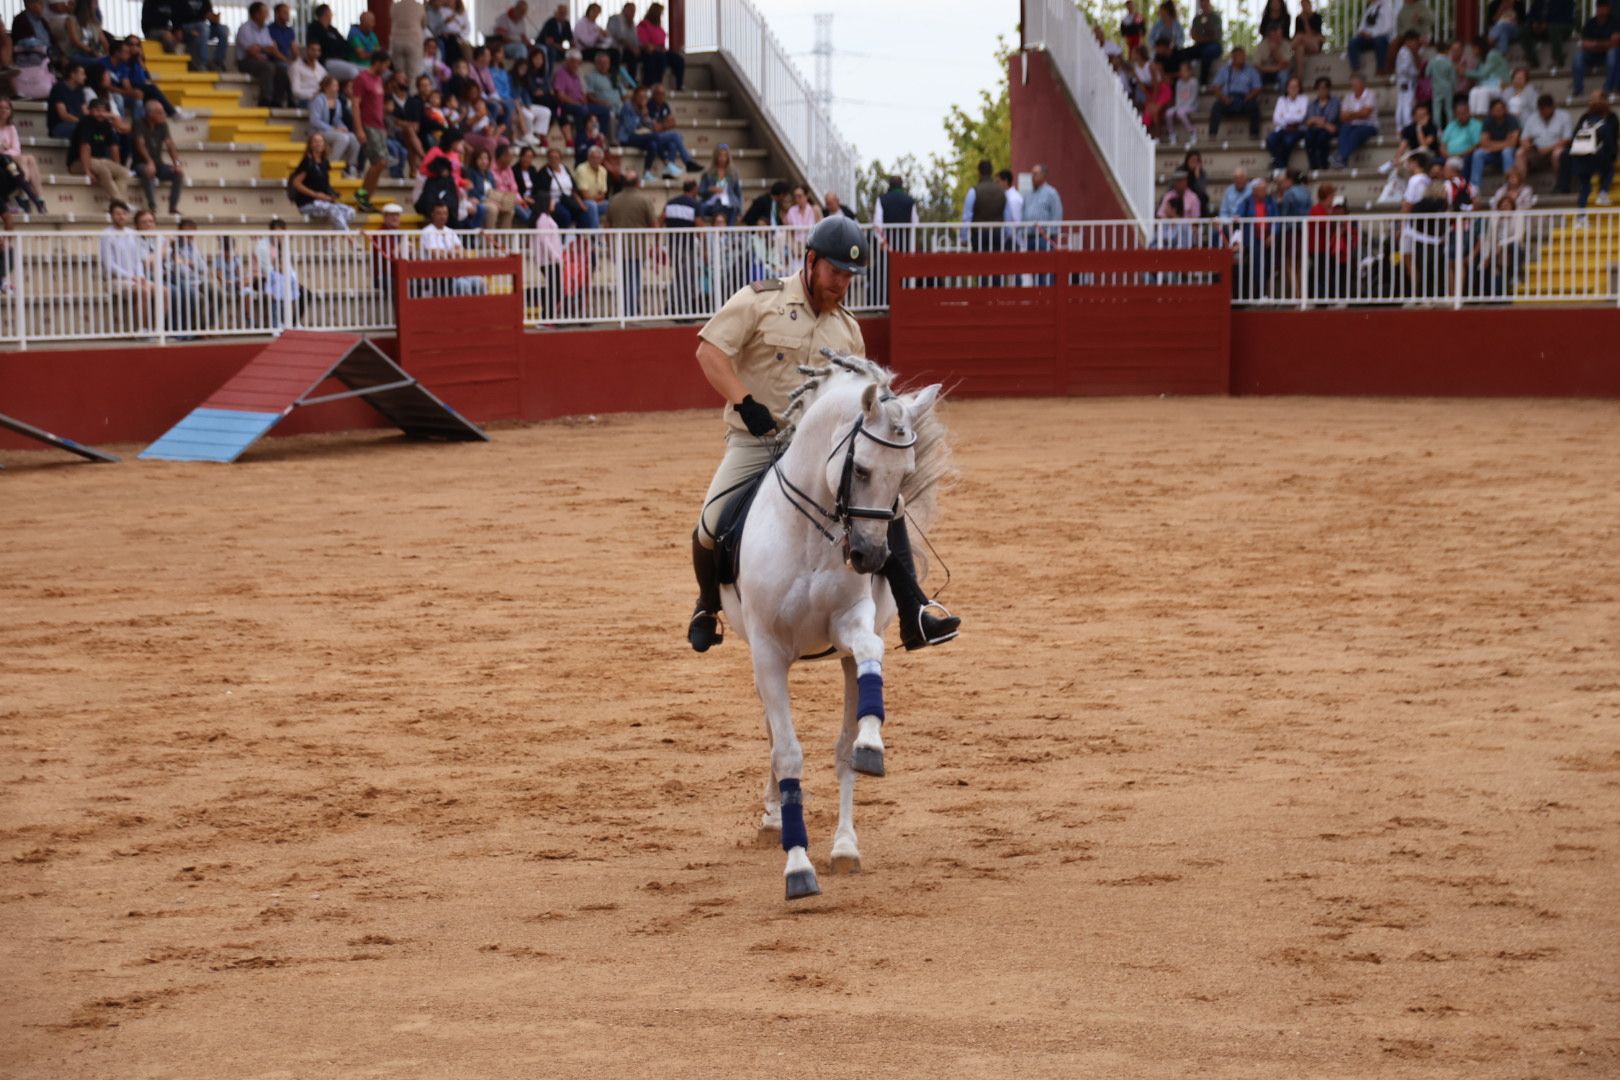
[826,381,942,574]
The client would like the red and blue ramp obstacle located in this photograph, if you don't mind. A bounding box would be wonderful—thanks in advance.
[140,331,488,463]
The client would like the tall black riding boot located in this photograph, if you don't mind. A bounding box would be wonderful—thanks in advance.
[883,518,960,651]
[688,529,724,652]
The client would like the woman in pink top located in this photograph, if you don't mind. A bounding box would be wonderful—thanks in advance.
[0,99,47,212]
[637,3,684,89]
[783,184,822,246]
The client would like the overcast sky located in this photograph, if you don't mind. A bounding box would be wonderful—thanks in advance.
[759,0,1019,168]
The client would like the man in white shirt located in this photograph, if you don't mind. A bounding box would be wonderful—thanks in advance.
[99,199,164,323]
[287,42,327,106]
[420,203,486,294]
[1335,72,1380,168]
[490,0,531,61]
[1520,93,1575,192]
[1348,0,1396,76]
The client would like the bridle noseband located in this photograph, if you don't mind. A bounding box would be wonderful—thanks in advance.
[773,413,916,558]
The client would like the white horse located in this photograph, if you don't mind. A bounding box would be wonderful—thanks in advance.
[719,352,952,900]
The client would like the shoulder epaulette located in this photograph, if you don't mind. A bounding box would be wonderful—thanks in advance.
[751,278,785,293]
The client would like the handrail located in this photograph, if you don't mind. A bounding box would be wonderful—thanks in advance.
[1022,0,1156,229]
[680,0,859,209]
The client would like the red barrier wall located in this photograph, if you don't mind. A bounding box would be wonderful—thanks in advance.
[1009,50,1133,221]
[1232,309,1620,397]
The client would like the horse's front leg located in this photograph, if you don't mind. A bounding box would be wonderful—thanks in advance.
[752,645,818,901]
[830,600,887,779]
[830,655,862,874]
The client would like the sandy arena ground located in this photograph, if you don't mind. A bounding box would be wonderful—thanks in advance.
[2,396,1617,1078]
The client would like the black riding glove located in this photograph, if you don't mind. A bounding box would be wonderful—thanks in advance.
[737,395,777,437]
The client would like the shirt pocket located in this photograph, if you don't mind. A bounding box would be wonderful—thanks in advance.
[759,316,813,370]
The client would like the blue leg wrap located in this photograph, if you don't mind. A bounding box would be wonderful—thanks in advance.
[857,671,885,723]
[777,778,808,852]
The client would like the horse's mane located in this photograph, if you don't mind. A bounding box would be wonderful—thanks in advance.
[779,350,955,531]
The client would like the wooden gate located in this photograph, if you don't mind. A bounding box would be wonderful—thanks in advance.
[887,247,1232,396]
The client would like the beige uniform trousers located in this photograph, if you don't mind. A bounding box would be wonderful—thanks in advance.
[696,431,777,548]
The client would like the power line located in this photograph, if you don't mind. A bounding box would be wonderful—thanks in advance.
[812,14,834,110]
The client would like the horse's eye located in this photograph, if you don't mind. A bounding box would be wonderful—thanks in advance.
[853,466,871,482]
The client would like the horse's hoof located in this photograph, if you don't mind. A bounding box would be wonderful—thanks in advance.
[785,868,821,900]
[852,745,886,777]
[830,851,862,875]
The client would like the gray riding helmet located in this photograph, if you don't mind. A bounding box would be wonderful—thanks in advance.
[805,215,869,274]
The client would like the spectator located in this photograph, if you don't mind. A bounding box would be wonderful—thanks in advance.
[100,199,162,319]
[1165,61,1198,144]
[351,51,391,212]
[664,176,701,309]
[1409,178,1449,298]
[574,142,610,219]
[605,3,641,84]
[307,4,358,81]
[237,1,289,108]
[1501,67,1536,121]
[638,3,683,90]
[420,201,484,292]
[1155,190,1192,249]
[1392,30,1420,131]
[1336,71,1379,168]
[1120,0,1146,53]
[1569,91,1618,216]
[1302,75,1339,170]
[997,168,1024,240]
[1209,47,1262,138]
[698,143,741,224]
[1188,0,1222,84]
[1267,75,1308,169]
[414,149,461,223]
[511,143,542,224]
[1479,165,1532,294]
[574,3,614,68]
[133,99,183,215]
[0,98,46,212]
[823,191,856,220]
[1396,0,1435,41]
[1236,177,1279,299]
[510,60,553,145]
[961,158,1010,256]
[109,36,180,119]
[1487,0,1520,55]
[48,63,88,139]
[12,0,56,96]
[1293,0,1324,57]
[1140,59,1171,137]
[462,92,508,160]
[744,177,791,226]
[1257,0,1290,37]
[365,201,403,296]
[168,217,215,335]
[532,200,563,315]
[1158,166,1201,219]
[604,165,656,312]
[1441,154,1475,210]
[1572,0,1619,98]
[1522,0,1576,69]
[1179,151,1210,216]
[539,2,572,72]
[419,36,451,85]
[647,84,700,171]
[1307,190,1356,298]
[538,143,593,226]
[492,1,532,62]
[873,172,918,258]
[1347,0,1395,75]
[582,49,623,136]
[289,42,327,108]
[391,0,427,81]
[63,0,110,70]
[1464,37,1510,116]
[348,9,381,65]
[1520,93,1573,192]
[289,131,356,229]
[1147,2,1184,68]
[1471,96,1519,188]
[309,74,360,176]
[68,96,129,203]
[1441,97,1482,177]
[171,0,228,73]
[463,144,496,227]
[1276,167,1311,214]
[574,110,606,165]
[618,85,668,175]
[1218,165,1252,219]
[1427,40,1461,129]
[554,50,603,139]
[1394,150,1431,288]
[783,183,821,245]
[485,143,520,227]
[394,74,435,173]
[1253,25,1296,88]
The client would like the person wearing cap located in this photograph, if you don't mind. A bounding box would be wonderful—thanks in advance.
[368,201,405,295]
[686,215,961,654]
[1307,183,1358,299]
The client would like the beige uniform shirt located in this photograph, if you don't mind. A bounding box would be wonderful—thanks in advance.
[698,272,867,436]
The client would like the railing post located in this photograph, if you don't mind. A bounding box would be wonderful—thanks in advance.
[613,230,626,328]
[1452,214,1465,310]
[14,233,26,349]
[1298,217,1310,310]
[156,241,168,345]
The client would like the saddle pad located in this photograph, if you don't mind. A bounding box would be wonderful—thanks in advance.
[713,466,771,587]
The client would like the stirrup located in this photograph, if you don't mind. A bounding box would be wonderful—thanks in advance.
[688,607,723,652]
[901,600,960,651]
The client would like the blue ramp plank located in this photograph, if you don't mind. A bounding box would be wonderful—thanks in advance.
[139,409,281,462]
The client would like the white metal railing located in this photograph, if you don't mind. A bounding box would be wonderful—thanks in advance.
[1024,0,1155,230]
[682,0,859,209]
[3,213,1616,346]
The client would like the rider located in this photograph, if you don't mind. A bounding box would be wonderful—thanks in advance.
[687,214,961,654]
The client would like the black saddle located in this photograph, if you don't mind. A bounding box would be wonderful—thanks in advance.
[711,466,771,588]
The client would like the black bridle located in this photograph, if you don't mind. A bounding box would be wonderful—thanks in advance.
[773,414,917,556]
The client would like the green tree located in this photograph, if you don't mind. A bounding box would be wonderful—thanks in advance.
[856,154,959,222]
[938,36,1013,209]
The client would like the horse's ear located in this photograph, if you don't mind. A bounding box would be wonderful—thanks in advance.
[861,381,880,416]
[907,383,942,420]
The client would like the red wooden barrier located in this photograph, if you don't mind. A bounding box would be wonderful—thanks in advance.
[393,256,525,420]
[888,247,1232,396]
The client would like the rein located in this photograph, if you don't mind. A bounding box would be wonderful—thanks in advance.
[771,413,916,553]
